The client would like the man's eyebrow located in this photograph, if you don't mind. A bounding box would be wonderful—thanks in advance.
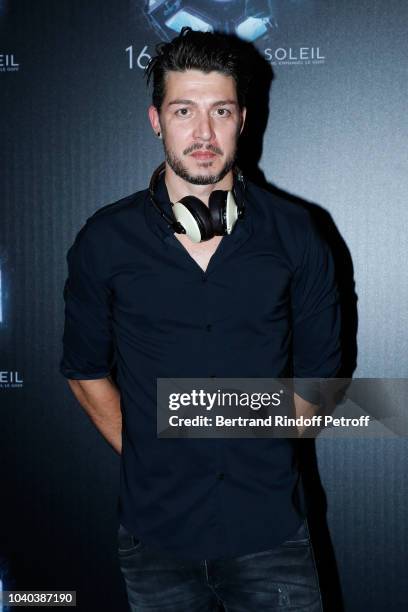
[211,100,238,107]
[167,99,238,107]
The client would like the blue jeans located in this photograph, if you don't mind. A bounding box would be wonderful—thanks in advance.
[118,520,323,611]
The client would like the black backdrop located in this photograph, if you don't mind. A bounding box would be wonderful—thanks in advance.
[1,1,408,610]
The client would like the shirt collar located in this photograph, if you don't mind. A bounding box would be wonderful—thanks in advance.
[144,170,174,241]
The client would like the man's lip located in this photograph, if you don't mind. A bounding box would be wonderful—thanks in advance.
[191,152,217,159]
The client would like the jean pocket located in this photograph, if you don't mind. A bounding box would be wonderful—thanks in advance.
[118,523,143,553]
[282,520,310,547]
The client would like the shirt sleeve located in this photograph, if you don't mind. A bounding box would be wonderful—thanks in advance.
[59,221,115,380]
[291,217,341,402]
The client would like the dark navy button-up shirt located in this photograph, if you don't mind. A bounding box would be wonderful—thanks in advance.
[60,171,341,561]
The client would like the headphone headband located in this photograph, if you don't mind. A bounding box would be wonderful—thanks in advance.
[148,162,246,235]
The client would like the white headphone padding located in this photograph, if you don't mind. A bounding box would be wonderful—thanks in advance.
[172,202,202,243]
[225,190,239,234]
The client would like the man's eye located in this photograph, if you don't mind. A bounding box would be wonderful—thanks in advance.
[176,108,190,116]
[216,108,231,116]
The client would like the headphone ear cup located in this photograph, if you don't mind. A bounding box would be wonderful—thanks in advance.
[208,190,227,234]
[172,196,214,243]
[209,190,239,235]
[224,190,239,234]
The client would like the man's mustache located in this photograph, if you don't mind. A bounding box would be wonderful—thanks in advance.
[183,143,223,156]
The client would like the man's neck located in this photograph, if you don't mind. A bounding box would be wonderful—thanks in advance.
[164,164,234,207]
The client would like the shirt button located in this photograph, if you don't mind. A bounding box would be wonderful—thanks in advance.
[202,276,207,283]
[216,472,224,480]
[206,324,212,332]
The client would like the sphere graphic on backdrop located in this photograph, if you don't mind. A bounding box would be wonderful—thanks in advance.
[142,0,279,42]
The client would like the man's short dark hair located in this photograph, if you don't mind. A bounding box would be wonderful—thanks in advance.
[145,27,251,112]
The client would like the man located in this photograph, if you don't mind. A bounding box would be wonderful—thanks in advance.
[60,27,341,611]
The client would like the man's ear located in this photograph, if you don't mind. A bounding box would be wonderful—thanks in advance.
[148,105,161,137]
[239,107,247,135]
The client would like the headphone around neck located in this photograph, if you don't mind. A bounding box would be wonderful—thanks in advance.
[149,162,246,243]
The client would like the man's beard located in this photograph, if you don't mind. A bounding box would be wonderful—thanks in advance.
[162,140,237,185]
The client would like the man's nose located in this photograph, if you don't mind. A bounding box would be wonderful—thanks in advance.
[193,113,214,141]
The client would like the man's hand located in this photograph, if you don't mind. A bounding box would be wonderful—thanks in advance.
[67,376,122,454]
